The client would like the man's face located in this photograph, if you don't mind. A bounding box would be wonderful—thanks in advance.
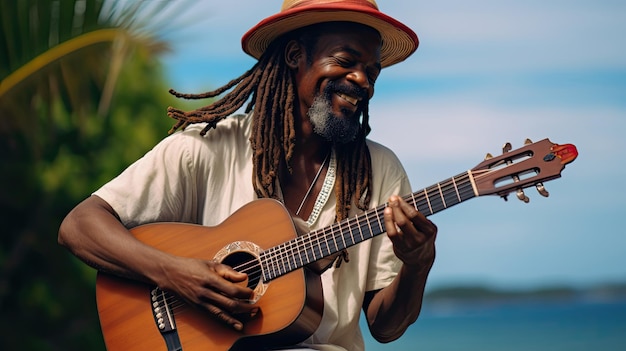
[293,23,382,144]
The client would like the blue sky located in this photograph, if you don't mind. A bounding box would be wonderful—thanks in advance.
[160,1,625,289]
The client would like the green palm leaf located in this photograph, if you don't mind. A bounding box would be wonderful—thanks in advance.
[0,0,176,121]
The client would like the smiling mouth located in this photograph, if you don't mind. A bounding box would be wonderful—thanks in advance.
[336,92,360,106]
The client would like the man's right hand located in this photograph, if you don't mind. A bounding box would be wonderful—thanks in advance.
[156,256,259,331]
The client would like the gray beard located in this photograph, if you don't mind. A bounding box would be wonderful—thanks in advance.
[308,92,360,144]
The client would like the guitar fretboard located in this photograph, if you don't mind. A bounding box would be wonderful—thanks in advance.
[259,171,477,282]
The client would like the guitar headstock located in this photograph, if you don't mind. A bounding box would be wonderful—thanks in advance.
[471,138,578,201]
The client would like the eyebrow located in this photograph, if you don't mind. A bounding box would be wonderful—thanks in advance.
[338,46,382,72]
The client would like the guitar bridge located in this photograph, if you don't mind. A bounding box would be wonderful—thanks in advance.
[150,287,183,350]
[151,287,176,331]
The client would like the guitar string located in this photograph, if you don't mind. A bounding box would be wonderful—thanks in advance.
[226,173,474,279]
[231,174,473,277]
[159,173,477,310]
[240,174,471,282]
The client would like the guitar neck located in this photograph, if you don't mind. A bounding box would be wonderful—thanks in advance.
[260,171,477,282]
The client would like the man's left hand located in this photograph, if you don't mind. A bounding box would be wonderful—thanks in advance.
[383,195,437,267]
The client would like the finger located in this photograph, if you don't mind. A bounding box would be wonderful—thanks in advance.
[210,263,256,300]
[388,196,413,229]
[384,199,416,250]
[386,196,419,241]
[386,196,436,252]
[199,285,258,315]
[202,302,248,331]
[218,264,249,282]
[393,196,437,239]
[383,203,400,237]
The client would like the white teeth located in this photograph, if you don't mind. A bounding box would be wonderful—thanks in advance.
[337,92,358,106]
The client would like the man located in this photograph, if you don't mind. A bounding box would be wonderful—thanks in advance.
[58,1,437,350]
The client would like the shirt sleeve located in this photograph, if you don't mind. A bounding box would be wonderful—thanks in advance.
[93,129,203,228]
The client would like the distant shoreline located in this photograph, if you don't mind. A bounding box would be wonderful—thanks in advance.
[424,282,626,302]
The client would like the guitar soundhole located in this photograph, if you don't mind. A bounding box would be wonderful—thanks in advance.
[221,251,262,290]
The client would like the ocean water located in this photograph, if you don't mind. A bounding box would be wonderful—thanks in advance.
[362,297,626,351]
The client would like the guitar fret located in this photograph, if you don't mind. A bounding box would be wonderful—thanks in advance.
[357,220,372,242]
[336,223,346,251]
[344,222,352,247]
[437,183,447,208]
[335,226,352,249]
[275,246,284,276]
[345,217,353,246]
[304,236,314,264]
[364,210,374,239]
[440,180,459,209]
[267,248,278,280]
[309,235,318,262]
[423,188,433,215]
[273,245,282,277]
[410,192,418,211]
[346,218,356,246]
[313,234,323,260]
[355,214,366,241]
[318,230,330,257]
[279,242,289,275]
[415,193,430,214]
[457,174,475,203]
[296,237,305,268]
[278,245,285,276]
[340,218,348,248]
[427,186,445,214]
[270,246,279,277]
[265,248,274,280]
[373,209,384,237]
[328,226,338,254]
[286,242,296,272]
[451,176,462,203]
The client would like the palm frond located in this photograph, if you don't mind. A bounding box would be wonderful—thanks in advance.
[0,0,191,115]
[0,0,200,160]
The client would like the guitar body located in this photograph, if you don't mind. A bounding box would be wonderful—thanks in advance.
[96,199,324,351]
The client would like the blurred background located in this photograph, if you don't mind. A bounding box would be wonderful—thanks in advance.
[1,1,624,350]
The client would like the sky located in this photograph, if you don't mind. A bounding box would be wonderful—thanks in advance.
[159,1,626,290]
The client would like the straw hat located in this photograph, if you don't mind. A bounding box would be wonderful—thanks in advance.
[241,0,418,68]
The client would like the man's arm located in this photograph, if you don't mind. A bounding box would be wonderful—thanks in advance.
[58,195,257,330]
[362,195,437,342]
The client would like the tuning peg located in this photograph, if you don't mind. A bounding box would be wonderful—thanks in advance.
[536,183,549,197]
[516,189,530,203]
[524,138,533,145]
[502,142,512,153]
[485,153,493,160]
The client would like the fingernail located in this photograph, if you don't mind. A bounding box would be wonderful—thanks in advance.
[250,308,259,317]
[234,323,243,331]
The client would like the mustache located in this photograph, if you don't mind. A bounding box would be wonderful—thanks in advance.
[323,81,369,102]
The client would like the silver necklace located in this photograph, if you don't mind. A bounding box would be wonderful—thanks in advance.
[295,152,330,216]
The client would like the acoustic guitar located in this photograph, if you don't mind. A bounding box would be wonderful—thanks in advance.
[96,138,578,350]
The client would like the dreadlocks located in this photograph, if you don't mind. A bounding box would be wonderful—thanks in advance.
[166,33,373,222]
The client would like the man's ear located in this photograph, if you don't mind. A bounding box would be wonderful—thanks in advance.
[285,39,304,70]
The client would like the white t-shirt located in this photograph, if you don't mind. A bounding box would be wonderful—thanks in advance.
[94,113,412,351]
